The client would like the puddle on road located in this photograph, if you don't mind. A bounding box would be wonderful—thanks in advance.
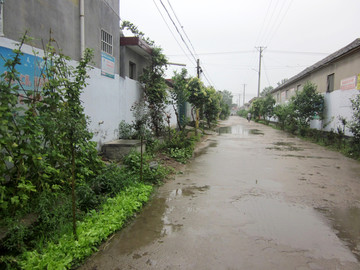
[94,185,210,258]
[193,140,218,158]
[249,129,264,135]
[217,125,264,136]
[317,207,360,260]
[233,195,357,263]
[267,141,303,151]
[169,185,210,198]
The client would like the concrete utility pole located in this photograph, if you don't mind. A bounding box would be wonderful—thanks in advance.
[256,47,266,97]
[195,59,201,134]
[243,84,246,106]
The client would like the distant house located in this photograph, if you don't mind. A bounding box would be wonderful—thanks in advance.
[271,39,360,135]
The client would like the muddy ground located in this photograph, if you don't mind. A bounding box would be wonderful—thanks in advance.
[80,116,360,270]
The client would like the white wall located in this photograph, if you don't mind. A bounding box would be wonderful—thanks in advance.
[1,37,180,149]
[310,88,358,135]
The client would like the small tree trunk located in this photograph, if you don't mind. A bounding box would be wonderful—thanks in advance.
[140,134,143,182]
[71,142,77,240]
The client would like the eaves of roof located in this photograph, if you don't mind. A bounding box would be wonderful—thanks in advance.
[271,38,360,93]
[120,36,152,57]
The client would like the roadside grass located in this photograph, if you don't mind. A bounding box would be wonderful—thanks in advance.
[19,183,153,269]
[248,117,360,161]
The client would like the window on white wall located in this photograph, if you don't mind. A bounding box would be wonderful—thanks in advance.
[101,29,113,55]
[129,61,136,79]
[327,73,334,92]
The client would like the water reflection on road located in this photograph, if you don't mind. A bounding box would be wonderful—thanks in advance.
[80,117,360,270]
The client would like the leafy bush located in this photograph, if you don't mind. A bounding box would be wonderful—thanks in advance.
[123,151,170,184]
[349,93,360,154]
[169,147,193,163]
[118,120,137,139]
[19,183,153,269]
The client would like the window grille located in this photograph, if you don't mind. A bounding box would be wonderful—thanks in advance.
[101,29,113,55]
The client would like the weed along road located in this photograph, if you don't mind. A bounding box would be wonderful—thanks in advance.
[80,116,360,270]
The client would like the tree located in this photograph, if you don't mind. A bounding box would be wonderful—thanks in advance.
[251,98,264,120]
[219,90,232,120]
[219,90,233,107]
[260,86,274,97]
[203,87,222,127]
[277,78,289,86]
[349,93,360,151]
[140,46,168,136]
[170,68,189,131]
[291,82,324,129]
[274,103,295,130]
[187,77,207,132]
[262,94,276,122]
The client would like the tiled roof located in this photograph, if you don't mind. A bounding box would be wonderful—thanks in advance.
[271,38,360,92]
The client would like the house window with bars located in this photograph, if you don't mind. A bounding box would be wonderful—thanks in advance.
[101,29,113,55]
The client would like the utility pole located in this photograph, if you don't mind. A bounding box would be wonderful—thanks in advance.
[195,59,201,134]
[255,47,266,97]
[243,84,246,106]
[197,59,201,78]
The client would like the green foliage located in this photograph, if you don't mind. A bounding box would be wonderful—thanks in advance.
[203,86,222,127]
[118,120,137,139]
[141,47,168,136]
[274,103,295,131]
[170,68,190,130]
[349,93,360,154]
[19,183,153,269]
[123,151,169,184]
[187,77,207,112]
[219,90,232,120]
[250,98,263,119]
[291,82,324,128]
[260,86,274,97]
[250,94,275,123]
[169,147,193,164]
[237,109,249,118]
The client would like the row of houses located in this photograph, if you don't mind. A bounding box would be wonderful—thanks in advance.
[0,0,179,148]
[270,38,360,135]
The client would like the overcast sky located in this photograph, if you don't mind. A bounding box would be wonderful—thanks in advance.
[119,0,360,105]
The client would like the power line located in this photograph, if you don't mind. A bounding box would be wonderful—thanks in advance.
[158,0,217,88]
[158,0,197,63]
[151,0,196,66]
[261,0,287,45]
[266,0,295,46]
[167,49,328,57]
[166,0,198,58]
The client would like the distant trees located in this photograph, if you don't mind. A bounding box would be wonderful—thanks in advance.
[247,82,324,134]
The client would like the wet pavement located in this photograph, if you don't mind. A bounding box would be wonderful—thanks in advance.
[80,116,360,270]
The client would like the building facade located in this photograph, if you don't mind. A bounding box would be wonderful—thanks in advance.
[271,39,360,135]
[0,0,177,147]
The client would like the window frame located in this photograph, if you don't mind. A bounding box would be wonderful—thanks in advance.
[327,73,335,93]
[101,29,113,56]
[129,61,136,80]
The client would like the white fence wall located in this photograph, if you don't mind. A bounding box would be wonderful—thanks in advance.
[310,88,358,135]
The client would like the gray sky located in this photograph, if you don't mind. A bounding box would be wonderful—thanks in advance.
[120,0,360,105]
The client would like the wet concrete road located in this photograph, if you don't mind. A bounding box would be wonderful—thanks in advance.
[81,116,360,270]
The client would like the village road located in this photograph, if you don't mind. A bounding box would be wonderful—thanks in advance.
[80,116,360,270]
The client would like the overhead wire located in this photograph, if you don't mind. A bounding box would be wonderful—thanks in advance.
[158,0,217,88]
[151,0,196,66]
[166,0,198,58]
[158,0,197,64]
[266,0,295,46]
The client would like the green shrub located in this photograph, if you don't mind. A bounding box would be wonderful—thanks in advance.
[123,151,169,184]
[19,183,153,269]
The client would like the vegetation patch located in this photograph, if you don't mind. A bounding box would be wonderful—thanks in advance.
[19,183,152,269]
